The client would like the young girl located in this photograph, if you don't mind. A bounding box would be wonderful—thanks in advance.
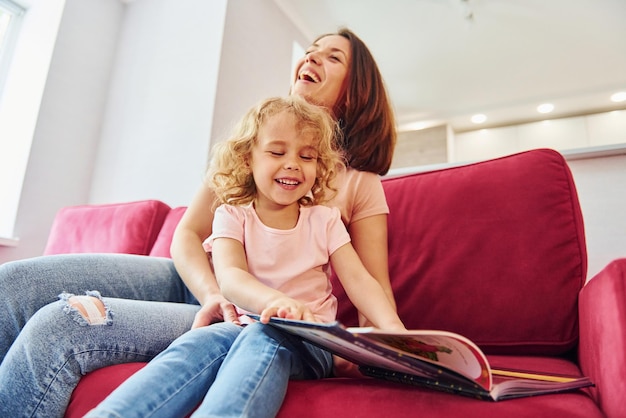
[85,96,404,417]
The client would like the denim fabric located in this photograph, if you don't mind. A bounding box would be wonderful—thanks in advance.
[0,254,199,417]
[85,322,332,418]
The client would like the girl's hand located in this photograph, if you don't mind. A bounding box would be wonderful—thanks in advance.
[259,297,316,323]
[332,356,364,378]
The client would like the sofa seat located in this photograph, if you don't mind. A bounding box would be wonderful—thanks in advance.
[66,355,598,418]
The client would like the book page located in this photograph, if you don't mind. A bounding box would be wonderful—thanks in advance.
[278,325,437,378]
[349,329,492,389]
[249,316,452,379]
[489,372,593,400]
[250,316,491,389]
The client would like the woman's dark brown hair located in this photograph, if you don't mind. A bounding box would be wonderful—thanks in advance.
[317,28,397,176]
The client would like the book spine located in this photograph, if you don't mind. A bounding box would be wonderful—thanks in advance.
[360,366,493,401]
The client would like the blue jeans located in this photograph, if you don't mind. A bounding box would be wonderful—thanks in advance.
[84,322,333,418]
[0,254,199,417]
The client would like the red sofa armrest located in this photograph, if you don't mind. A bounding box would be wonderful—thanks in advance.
[578,258,626,418]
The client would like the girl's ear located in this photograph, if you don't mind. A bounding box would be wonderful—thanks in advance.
[244,138,255,168]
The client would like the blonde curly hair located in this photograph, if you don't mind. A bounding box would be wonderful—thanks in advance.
[207,96,345,209]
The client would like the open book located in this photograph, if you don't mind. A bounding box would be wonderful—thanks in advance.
[248,316,593,401]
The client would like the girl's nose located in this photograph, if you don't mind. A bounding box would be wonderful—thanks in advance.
[284,158,300,171]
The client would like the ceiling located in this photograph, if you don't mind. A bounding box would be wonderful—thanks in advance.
[273,0,626,132]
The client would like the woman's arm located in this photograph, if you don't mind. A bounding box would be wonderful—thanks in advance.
[347,214,397,326]
[170,184,238,327]
[212,237,316,323]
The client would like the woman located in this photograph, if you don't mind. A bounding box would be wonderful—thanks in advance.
[86,95,404,418]
[0,28,397,417]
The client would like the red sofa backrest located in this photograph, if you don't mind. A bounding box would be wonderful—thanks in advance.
[44,200,171,256]
[332,148,587,356]
[44,149,586,357]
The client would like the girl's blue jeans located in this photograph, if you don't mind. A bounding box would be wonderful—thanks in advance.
[84,322,332,418]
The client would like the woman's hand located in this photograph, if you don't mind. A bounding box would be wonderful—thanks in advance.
[191,293,239,328]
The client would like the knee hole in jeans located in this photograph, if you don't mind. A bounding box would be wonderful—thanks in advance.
[67,295,107,325]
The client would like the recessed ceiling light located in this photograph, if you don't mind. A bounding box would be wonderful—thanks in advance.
[611,92,626,103]
[471,114,487,124]
[537,103,554,114]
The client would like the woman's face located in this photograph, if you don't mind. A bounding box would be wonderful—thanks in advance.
[291,35,351,112]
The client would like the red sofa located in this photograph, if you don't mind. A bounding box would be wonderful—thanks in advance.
[43,149,624,418]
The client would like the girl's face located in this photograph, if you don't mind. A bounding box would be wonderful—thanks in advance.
[291,35,351,112]
[250,110,318,211]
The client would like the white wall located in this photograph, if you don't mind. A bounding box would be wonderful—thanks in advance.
[88,0,309,205]
[453,110,626,163]
[0,0,310,264]
[210,0,309,147]
[568,154,626,281]
[89,0,228,206]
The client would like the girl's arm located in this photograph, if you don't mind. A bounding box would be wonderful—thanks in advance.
[170,184,238,327]
[347,214,397,326]
[330,241,405,331]
[212,237,316,323]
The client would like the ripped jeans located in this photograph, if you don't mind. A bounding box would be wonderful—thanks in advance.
[0,254,199,418]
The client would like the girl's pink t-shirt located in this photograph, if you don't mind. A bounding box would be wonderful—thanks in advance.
[206,204,349,322]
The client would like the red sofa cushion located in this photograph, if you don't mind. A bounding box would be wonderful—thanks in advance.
[149,207,188,258]
[44,200,171,256]
[66,363,147,417]
[333,149,587,355]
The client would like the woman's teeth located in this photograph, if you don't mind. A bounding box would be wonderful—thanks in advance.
[298,70,320,83]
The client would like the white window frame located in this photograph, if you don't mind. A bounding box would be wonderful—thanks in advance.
[0,0,25,97]
[0,0,66,243]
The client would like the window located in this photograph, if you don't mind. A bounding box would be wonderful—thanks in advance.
[0,0,66,242]
[0,0,25,97]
